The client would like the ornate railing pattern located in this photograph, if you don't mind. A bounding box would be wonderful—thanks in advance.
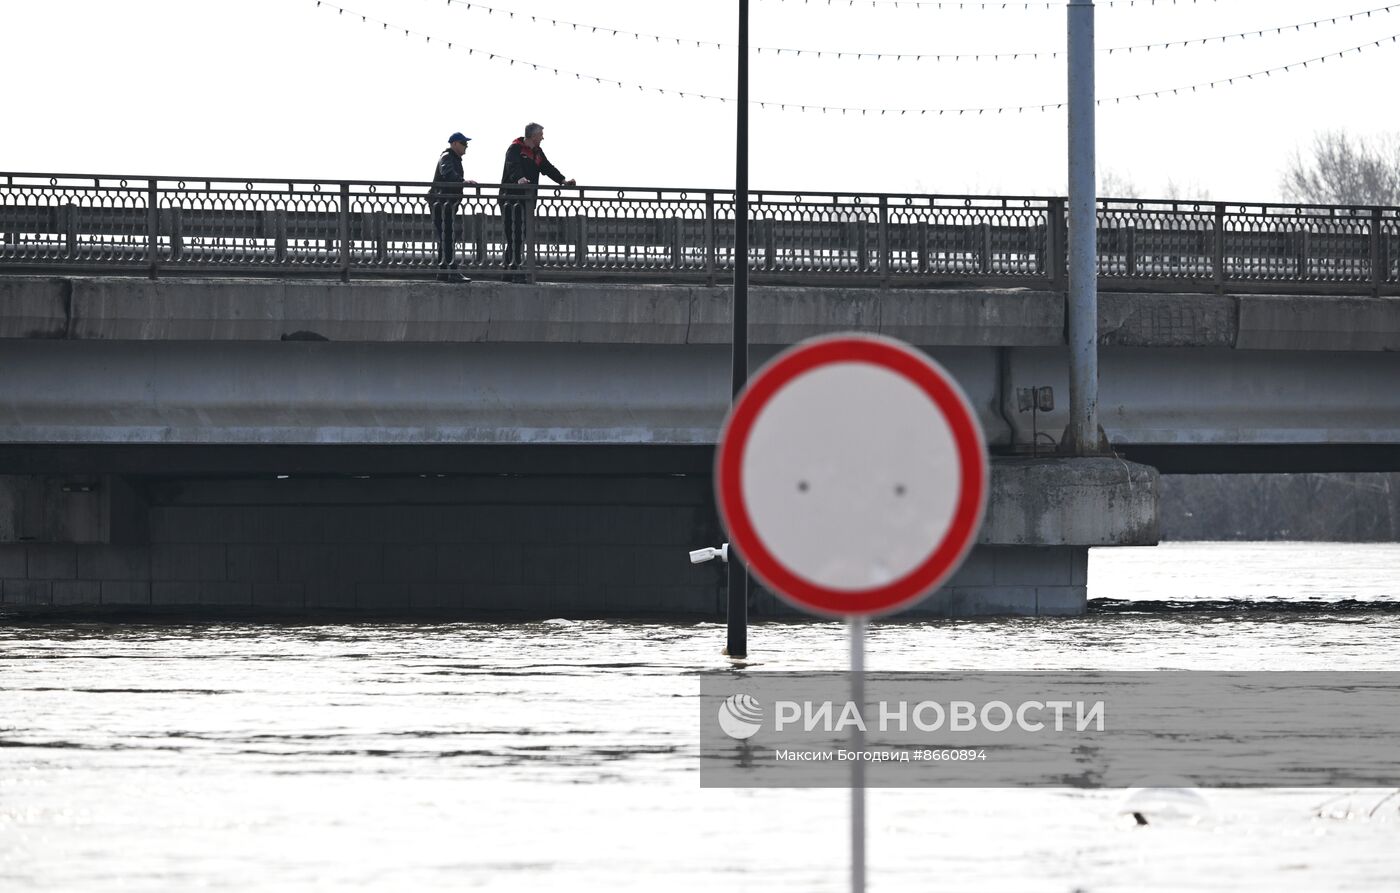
[1,172,1396,293]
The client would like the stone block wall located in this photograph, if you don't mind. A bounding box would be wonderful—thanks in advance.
[0,476,729,615]
[0,476,1088,618]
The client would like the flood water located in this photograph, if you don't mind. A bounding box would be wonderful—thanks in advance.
[2,542,1399,891]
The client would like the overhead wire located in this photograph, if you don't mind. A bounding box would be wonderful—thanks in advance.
[313,1,730,98]
[429,0,1382,62]
[766,4,1400,60]
[439,0,725,51]
[754,0,1224,8]
[311,1,1400,115]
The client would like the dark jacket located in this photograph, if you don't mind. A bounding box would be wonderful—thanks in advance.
[498,137,566,205]
[428,149,465,202]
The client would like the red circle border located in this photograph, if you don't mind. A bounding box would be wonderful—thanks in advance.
[715,335,988,617]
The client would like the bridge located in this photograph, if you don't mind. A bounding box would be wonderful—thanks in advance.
[2,172,1398,619]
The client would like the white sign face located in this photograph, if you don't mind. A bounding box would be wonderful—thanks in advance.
[716,334,987,617]
[741,362,961,591]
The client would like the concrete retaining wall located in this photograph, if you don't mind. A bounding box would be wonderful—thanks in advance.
[0,476,727,615]
[0,527,1087,620]
[0,457,1151,618]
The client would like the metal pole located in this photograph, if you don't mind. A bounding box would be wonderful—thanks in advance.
[526,203,538,283]
[338,182,352,284]
[1066,0,1100,454]
[727,0,750,660]
[146,179,160,280]
[850,616,866,893]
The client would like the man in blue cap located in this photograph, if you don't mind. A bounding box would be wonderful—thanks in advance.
[428,132,477,282]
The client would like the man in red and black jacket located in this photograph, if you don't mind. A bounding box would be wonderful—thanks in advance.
[498,122,575,280]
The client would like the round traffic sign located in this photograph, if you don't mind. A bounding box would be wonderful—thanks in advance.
[715,334,987,617]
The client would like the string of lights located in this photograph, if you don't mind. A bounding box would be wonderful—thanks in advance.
[752,33,1400,113]
[1096,33,1400,105]
[755,0,1224,8]
[1104,4,1397,54]
[313,1,730,99]
[440,0,725,51]
[312,1,1399,115]
[768,4,1400,60]
[429,0,1395,64]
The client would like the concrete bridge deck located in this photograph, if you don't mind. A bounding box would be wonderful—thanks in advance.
[2,276,1398,471]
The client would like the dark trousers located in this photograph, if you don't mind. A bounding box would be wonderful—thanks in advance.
[431,200,459,269]
[502,202,528,269]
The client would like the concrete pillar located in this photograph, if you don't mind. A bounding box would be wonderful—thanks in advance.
[1065,0,1102,455]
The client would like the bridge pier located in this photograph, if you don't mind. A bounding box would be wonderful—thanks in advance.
[755,457,1158,617]
[0,457,1157,618]
[745,544,1094,617]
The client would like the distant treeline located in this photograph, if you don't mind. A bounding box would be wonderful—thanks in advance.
[1160,474,1400,542]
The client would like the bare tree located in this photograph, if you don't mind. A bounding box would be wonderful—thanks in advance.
[1097,168,1139,198]
[1162,178,1211,202]
[1280,130,1400,206]
[1095,171,1211,202]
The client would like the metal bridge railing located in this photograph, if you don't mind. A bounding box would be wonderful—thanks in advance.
[1,172,1397,294]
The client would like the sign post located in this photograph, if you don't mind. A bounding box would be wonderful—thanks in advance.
[714,333,988,892]
[849,614,866,891]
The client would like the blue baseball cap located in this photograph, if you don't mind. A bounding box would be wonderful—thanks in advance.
[448,132,471,145]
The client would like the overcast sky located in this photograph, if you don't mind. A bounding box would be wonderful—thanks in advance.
[7,0,1398,202]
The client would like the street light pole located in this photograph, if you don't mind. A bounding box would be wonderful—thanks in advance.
[727,0,750,659]
[1066,0,1101,455]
